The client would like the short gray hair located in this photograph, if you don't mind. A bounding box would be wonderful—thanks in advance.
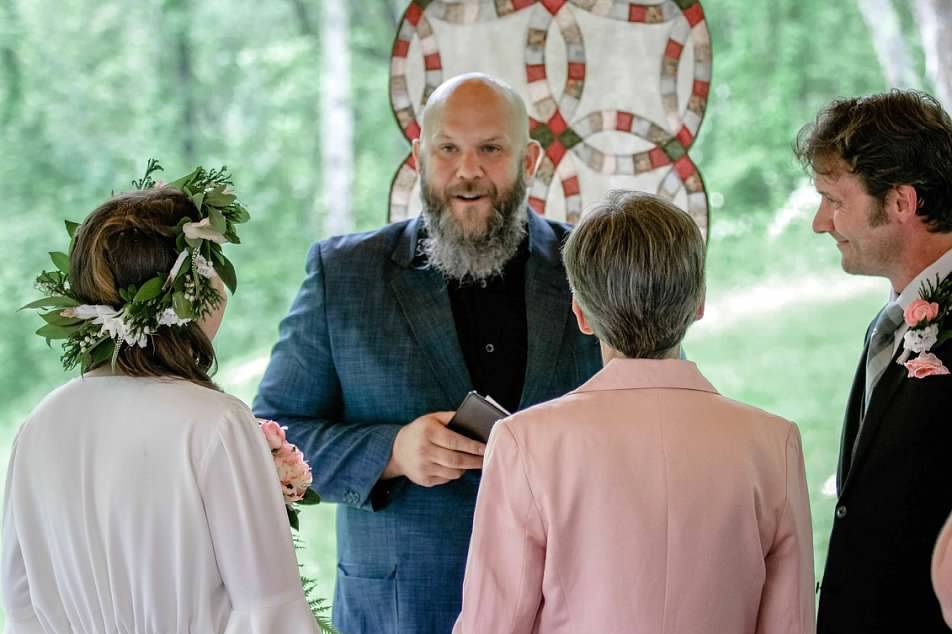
[562,190,705,358]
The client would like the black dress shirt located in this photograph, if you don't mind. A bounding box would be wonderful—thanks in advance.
[446,239,529,413]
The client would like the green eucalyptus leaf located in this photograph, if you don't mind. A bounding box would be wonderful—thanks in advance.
[175,254,193,280]
[167,167,200,191]
[204,189,236,207]
[88,338,115,366]
[39,311,82,326]
[50,251,70,274]
[287,507,300,532]
[938,330,952,346]
[190,191,205,211]
[133,276,164,303]
[227,204,250,224]
[300,488,321,505]
[223,228,240,244]
[173,291,192,318]
[208,207,227,233]
[35,323,81,339]
[214,257,237,294]
[19,296,80,311]
[65,220,80,239]
[185,235,203,249]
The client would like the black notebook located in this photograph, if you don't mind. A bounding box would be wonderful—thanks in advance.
[447,391,511,443]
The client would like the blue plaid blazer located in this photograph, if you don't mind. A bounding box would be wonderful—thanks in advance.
[254,210,601,634]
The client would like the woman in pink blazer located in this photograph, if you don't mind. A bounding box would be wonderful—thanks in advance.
[454,191,816,634]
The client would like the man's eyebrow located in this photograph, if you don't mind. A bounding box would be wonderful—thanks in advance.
[431,134,510,144]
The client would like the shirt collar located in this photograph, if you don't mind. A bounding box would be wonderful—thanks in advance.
[891,247,952,310]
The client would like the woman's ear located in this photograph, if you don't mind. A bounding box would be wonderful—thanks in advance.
[571,297,595,335]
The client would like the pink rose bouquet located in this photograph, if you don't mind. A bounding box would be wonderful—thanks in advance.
[256,420,336,632]
[257,419,321,529]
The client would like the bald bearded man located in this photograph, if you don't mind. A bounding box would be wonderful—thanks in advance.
[254,74,602,633]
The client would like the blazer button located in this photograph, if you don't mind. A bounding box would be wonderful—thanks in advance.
[835,505,847,519]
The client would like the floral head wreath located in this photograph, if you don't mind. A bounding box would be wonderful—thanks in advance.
[21,159,250,372]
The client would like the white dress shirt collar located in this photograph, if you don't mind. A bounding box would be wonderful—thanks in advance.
[889,247,952,354]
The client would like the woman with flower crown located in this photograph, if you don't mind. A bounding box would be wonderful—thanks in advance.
[1,163,320,633]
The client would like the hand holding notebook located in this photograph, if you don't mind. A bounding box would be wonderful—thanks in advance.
[447,391,511,443]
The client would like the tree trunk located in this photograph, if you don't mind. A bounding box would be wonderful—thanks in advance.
[161,0,197,163]
[320,0,354,235]
[0,0,22,124]
[177,0,196,164]
[857,0,920,89]
[289,0,316,37]
[915,0,952,108]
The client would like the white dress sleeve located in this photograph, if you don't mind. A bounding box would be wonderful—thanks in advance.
[198,405,319,634]
[2,432,44,634]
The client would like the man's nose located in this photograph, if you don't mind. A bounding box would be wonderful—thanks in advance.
[456,149,482,180]
[812,202,832,234]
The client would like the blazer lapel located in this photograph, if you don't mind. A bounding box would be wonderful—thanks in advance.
[388,219,472,404]
[840,343,905,496]
[519,211,572,409]
[836,349,867,492]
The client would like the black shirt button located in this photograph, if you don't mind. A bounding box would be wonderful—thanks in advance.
[485,343,495,353]
[835,505,847,519]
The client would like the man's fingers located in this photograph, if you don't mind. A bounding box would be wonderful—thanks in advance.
[429,446,484,471]
[431,411,455,425]
[424,462,467,482]
[430,425,486,455]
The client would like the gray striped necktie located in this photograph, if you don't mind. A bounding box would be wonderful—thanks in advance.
[864,302,905,413]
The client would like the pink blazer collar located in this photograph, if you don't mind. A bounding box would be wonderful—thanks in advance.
[574,358,718,395]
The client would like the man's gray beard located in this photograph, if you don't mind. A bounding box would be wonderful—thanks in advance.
[419,170,528,282]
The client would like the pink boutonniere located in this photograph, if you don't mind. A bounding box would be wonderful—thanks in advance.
[898,276,952,378]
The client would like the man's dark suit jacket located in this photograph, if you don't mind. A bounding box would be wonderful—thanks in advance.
[818,292,952,633]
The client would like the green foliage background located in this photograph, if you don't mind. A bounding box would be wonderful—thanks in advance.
[0,0,932,626]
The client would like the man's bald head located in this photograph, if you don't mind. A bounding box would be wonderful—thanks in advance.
[411,73,541,281]
[420,73,530,147]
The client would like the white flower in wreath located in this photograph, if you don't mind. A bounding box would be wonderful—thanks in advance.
[100,313,148,348]
[193,253,217,279]
[183,218,228,244]
[62,304,120,322]
[157,307,192,328]
[903,323,939,354]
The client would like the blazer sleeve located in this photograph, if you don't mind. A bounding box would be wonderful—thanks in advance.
[253,241,402,510]
[199,406,318,634]
[932,512,952,628]
[756,424,816,634]
[453,421,545,634]
[1,432,44,633]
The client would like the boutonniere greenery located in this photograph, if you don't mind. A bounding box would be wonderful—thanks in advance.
[898,274,952,378]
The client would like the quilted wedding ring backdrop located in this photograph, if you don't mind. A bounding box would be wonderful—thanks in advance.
[388,0,711,237]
